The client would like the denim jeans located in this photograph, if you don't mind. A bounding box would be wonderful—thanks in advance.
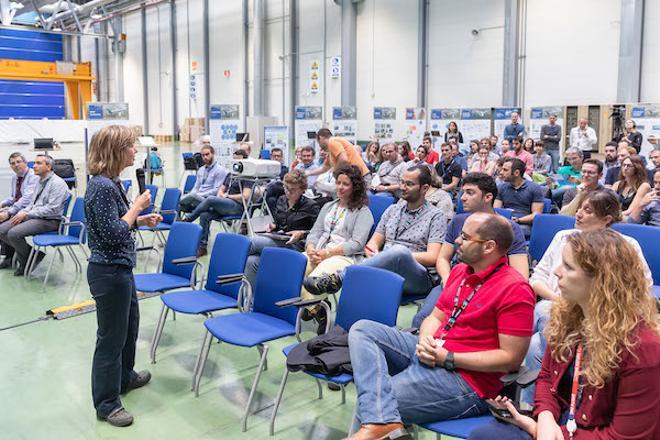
[245,235,291,290]
[358,244,433,297]
[521,299,552,405]
[187,196,244,246]
[546,148,560,173]
[348,320,488,425]
[468,420,532,440]
[88,263,139,417]
[552,185,573,209]
[411,284,443,329]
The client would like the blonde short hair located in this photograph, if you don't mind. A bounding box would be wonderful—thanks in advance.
[88,125,136,177]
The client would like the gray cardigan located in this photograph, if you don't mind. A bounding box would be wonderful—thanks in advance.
[306,199,373,260]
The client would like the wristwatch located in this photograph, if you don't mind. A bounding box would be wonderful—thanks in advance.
[443,351,455,371]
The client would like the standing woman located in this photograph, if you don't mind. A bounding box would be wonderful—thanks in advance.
[444,120,464,144]
[85,125,162,427]
[617,119,643,153]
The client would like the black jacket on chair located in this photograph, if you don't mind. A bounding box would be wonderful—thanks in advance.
[286,325,352,376]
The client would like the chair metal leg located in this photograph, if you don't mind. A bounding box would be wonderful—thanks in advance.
[25,247,36,279]
[150,304,169,364]
[257,344,268,371]
[65,246,81,273]
[57,248,64,263]
[315,378,323,400]
[268,368,290,436]
[242,344,269,432]
[80,245,89,259]
[193,331,213,396]
[172,310,176,321]
[340,384,346,404]
[191,326,210,390]
[43,250,58,285]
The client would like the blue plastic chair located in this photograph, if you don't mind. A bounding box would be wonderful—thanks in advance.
[269,265,405,435]
[420,415,495,439]
[134,222,203,294]
[26,197,87,284]
[456,195,465,214]
[368,193,395,236]
[528,214,575,264]
[611,223,660,299]
[183,174,197,194]
[543,198,552,213]
[494,207,513,219]
[121,179,132,194]
[149,233,251,363]
[138,187,181,246]
[191,247,308,432]
[139,184,158,215]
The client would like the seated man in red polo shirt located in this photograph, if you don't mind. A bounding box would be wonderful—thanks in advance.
[345,213,534,440]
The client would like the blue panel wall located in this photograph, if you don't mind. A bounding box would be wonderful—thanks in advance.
[0,80,65,119]
[0,29,65,119]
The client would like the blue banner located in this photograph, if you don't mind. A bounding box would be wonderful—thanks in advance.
[373,107,396,120]
[494,107,521,120]
[87,104,103,120]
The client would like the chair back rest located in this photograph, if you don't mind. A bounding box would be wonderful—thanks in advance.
[253,247,307,325]
[68,197,86,242]
[183,175,197,194]
[611,223,660,285]
[335,266,404,331]
[121,179,132,193]
[160,188,181,224]
[543,198,552,213]
[494,207,513,219]
[162,222,203,278]
[367,194,394,235]
[528,214,575,263]
[140,184,159,215]
[62,192,73,217]
[205,233,252,298]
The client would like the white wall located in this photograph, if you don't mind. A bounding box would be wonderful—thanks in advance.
[523,0,621,107]
[123,11,144,127]
[428,0,505,108]
[641,0,660,102]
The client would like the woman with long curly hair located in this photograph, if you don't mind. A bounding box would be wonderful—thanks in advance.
[468,230,660,440]
[301,165,373,332]
[613,155,652,216]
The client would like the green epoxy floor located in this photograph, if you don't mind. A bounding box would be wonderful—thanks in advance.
[0,143,444,439]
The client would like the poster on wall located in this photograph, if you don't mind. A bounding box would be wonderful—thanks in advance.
[309,60,320,95]
[631,105,660,157]
[460,108,492,144]
[332,106,357,144]
[373,107,396,141]
[294,106,323,151]
[429,108,461,150]
[404,108,426,149]
[494,107,522,141]
[263,125,290,162]
[528,106,565,149]
[209,104,241,167]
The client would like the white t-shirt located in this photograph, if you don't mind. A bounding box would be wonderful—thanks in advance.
[317,204,349,249]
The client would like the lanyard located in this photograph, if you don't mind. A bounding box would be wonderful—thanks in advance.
[327,204,346,234]
[566,343,584,439]
[33,175,52,204]
[394,204,425,241]
[440,263,503,336]
[201,163,216,186]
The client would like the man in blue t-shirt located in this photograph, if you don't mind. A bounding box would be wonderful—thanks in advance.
[411,172,529,328]
[495,157,545,237]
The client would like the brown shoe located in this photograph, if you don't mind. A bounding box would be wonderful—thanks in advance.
[344,423,410,440]
[196,247,207,258]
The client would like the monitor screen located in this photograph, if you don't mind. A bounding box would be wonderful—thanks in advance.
[34,138,54,150]
[235,132,249,142]
[306,131,317,140]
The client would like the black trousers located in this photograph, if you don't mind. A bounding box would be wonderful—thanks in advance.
[88,263,139,417]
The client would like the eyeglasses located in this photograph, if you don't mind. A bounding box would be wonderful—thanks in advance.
[399,180,419,188]
[459,231,488,243]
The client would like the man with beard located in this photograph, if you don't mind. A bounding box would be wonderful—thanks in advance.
[343,213,534,440]
[303,165,446,298]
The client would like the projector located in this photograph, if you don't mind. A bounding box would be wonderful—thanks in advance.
[231,158,282,178]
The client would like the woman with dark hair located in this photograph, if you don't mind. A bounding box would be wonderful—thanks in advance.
[469,230,659,440]
[397,141,414,162]
[613,155,652,216]
[466,140,480,168]
[301,164,373,331]
[617,119,643,152]
[523,137,535,153]
[444,120,464,144]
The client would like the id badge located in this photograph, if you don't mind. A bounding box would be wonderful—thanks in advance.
[435,338,445,348]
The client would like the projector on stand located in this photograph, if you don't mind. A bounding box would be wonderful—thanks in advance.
[231,158,282,178]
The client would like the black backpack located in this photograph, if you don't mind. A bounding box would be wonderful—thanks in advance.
[53,159,75,179]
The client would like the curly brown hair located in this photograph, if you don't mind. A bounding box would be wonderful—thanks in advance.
[333,164,368,210]
[283,169,308,191]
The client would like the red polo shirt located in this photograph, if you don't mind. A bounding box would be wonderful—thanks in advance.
[434,256,535,398]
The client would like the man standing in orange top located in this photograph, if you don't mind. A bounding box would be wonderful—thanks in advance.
[307,129,372,186]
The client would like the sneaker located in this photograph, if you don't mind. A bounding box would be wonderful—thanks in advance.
[196,247,207,258]
[122,370,151,394]
[315,306,328,336]
[32,251,46,270]
[13,266,25,276]
[0,258,12,269]
[303,273,342,296]
[99,407,134,427]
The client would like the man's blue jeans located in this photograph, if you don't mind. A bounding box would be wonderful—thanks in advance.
[187,196,244,247]
[521,299,552,405]
[546,148,560,173]
[411,284,443,329]
[348,320,488,426]
[245,235,291,290]
[359,244,433,296]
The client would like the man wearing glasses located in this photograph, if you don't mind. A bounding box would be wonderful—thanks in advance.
[344,213,534,440]
[559,159,604,216]
[304,165,446,298]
